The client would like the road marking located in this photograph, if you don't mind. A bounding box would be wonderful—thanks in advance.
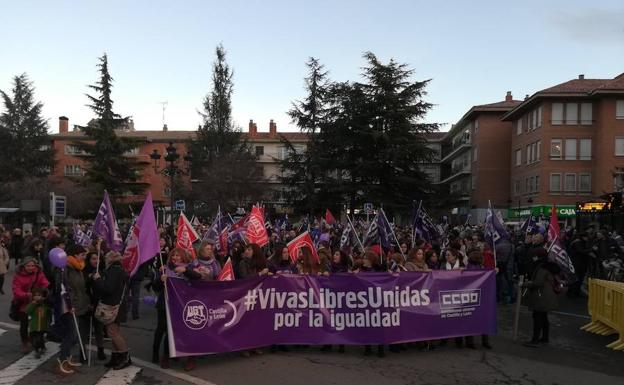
[0,343,60,385]
[95,365,141,385]
[0,322,19,330]
[127,356,218,385]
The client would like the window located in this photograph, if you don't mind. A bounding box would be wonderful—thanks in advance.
[550,139,562,159]
[537,141,541,161]
[615,172,624,192]
[532,142,538,163]
[474,119,479,133]
[537,106,543,127]
[471,175,476,190]
[532,109,537,129]
[535,175,540,192]
[255,146,264,156]
[525,177,529,193]
[579,174,591,192]
[530,176,535,192]
[580,103,592,125]
[124,147,139,156]
[552,103,563,125]
[616,138,624,156]
[514,180,521,196]
[516,119,523,135]
[526,145,531,165]
[64,144,83,155]
[580,139,592,160]
[163,188,171,197]
[64,165,83,176]
[550,174,562,192]
[616,100,624,119]
[39,144,51,151]
[565,139,577,160]
[473,147,478,162]
[515,149,522,166]
[565,103,578,124]
[565,174,577,192]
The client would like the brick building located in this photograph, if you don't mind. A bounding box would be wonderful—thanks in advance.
[49,117,309,212]
[438,92,521,222]
[502,73,624,219]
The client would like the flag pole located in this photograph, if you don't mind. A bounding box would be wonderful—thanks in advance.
[488,200,498,270]
[412,200,422,248]
[381,208,406,262]
[347,214,365,251]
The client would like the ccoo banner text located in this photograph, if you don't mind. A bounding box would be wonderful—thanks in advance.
[165,270,496,357]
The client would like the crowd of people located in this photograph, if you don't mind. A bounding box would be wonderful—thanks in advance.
[1,218,623,375]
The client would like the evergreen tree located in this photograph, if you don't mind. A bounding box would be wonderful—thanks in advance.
[279,57,330,214]
[75,54,147,198]
[189,44,264,214]
[0,73,55,183]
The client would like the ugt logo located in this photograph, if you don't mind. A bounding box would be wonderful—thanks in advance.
[439,289,481,309]
[183,300,208,330]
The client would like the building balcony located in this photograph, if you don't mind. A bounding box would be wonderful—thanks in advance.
[440,142,471,163]
[437,167,471,185]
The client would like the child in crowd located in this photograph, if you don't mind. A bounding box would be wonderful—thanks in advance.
[26,287,51,358]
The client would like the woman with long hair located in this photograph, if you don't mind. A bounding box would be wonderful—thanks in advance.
[92,251,131,370]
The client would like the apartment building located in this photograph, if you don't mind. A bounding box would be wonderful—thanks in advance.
[49,117,308,209]
[438,92,521,222]
[502,73,624,218]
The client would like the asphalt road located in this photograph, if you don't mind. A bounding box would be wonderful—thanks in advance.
[0,269,622,385]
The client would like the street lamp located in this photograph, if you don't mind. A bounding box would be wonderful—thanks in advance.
[150,142,192,222]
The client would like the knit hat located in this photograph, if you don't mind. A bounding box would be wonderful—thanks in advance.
[19,256,40,267]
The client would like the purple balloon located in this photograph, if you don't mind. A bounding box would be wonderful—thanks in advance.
[143,295,157,307]
[48,247,68,268]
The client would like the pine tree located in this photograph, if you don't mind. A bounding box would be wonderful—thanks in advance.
[189,45,264,214]
[75,54,147,198]
[357,52,438,212]
[0,73,55,183]
[279,57,330,214]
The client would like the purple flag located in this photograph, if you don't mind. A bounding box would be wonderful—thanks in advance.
[484,205,509,246]
[121,192,160,277]
[73,224,92,247]
[165,270,496,356]
[93,191,123,252]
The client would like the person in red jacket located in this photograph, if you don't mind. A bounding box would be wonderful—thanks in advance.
[12,256,49,353]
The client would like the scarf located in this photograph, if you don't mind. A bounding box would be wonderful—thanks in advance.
[67,255,86,271]
[446,259,460,270]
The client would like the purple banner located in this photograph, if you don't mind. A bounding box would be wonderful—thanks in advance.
[165,271,496,357]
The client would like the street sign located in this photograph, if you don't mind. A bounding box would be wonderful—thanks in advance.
[175,199,186,211]
[54,195,66,217]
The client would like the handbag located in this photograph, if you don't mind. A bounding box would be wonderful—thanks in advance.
[94,283,126,325]
[9,271,39,321]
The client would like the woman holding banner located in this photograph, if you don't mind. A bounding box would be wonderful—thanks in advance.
[268,245,298,275]
[359,250,387,357]
[238,243,268,357]
[152,248,198,370]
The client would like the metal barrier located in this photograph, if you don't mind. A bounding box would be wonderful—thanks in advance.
[580,279,624,350]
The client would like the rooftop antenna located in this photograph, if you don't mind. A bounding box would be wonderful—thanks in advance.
[159,101,168,130]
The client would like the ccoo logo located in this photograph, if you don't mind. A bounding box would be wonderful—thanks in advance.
[183,300,208,330]
[439,289,481,309]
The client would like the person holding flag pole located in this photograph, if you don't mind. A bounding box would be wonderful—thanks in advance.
[380,208,406,262]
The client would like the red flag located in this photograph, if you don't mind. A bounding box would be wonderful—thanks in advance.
[177,212,200,258]
[325,209,336,225]
[217,257,235,281]
[287,231,319,264]
[548,205,560,242]
[217,227,229,257]
[246,206,269,247]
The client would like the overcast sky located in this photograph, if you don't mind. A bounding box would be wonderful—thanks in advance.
[1,0,623,134]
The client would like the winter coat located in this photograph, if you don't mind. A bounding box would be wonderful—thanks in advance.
[0,244,9,275]
[192,258,222,281]
[64,264,90,316]
[26,302,51,332]
[12,264,49,312]
[525,262,560,312]
[92,262,129,323]
[268,259,298,275]
[405,261,430,272]
[238,257,256,279]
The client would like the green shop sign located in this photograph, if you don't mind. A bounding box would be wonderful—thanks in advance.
[508,205,576,218]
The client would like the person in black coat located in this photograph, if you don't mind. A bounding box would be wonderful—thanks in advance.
[92,251,130,370]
